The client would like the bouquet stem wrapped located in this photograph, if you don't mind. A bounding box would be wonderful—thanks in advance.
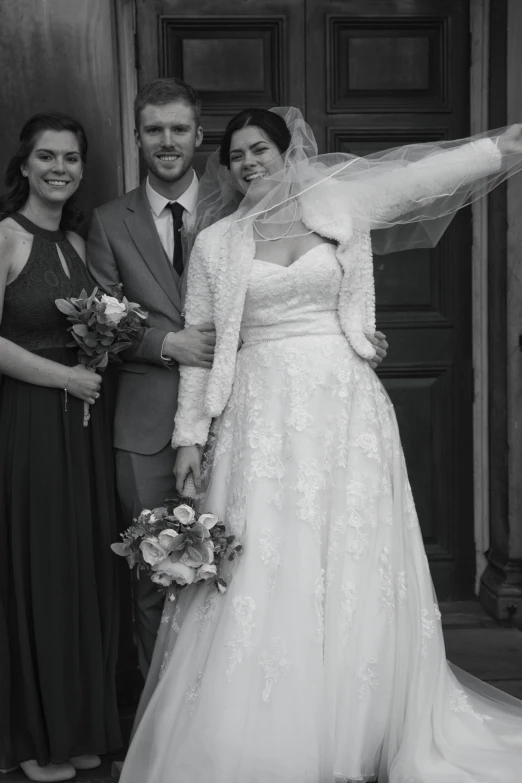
[55,285,147,426]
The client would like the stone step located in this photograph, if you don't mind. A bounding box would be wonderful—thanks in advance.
[1,757,122,782]
[3,604,520,780]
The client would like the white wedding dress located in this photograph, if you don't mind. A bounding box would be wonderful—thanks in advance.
[120,243,522,783]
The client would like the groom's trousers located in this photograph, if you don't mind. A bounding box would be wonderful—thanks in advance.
[115,444,178,680]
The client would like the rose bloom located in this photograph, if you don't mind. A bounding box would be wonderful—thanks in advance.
[199,513,219,530]
[151,572,171,587]
[140,537,167,566]
[173,504,196,525]
[180,551,202,569]
[157,529,179,551]
[99,294,126,324]
[153,556,195,586]
[194,563,217,582]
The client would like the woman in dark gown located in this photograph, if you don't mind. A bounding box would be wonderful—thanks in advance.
[0,114,121,782]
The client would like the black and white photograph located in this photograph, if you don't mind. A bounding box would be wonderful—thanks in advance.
[0,1,522,781]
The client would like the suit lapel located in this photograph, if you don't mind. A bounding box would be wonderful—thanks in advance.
[124,183,182,312]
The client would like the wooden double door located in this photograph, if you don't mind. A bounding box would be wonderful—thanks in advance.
[136,0,474,600]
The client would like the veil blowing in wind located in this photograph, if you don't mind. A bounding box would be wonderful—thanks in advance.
[186,106,522,256]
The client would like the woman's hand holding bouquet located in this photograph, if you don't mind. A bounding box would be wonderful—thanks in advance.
[55,284,147,425]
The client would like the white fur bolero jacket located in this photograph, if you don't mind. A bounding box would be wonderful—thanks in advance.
[172,138,501,448]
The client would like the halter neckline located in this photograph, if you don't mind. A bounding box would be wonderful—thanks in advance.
[12,213,66,242]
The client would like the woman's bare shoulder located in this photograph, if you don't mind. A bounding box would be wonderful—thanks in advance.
[0,215,28,240]
[0,217,30,259]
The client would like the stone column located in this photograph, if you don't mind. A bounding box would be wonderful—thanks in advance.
[480,0,522,623]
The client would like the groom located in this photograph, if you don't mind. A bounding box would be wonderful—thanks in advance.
[88,76,388,678]
[87,78,215,678]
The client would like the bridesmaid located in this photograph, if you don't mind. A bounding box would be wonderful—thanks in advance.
[0,114,122,781]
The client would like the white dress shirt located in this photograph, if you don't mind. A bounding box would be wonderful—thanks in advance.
[145,171,199,365]
[146,171,199,262]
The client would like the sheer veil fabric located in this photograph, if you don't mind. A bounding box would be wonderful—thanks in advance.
[184,107,522,256]
[119,110,522,783]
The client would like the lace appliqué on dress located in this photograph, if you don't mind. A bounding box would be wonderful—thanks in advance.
[225,596,256,681]
[324,409,352,470]
[259,637,291,702]
[420,608,436,659]
[259,528,282,593]
[449,686,492,722]
[160,608,181,634]
[159,651,172,681]
[327,515,348,586]
[340,583,358,647]
[357,658,379,700]
[397,571,408,603]
[346,507,373,560]
[352,431,381,463]
[295,460,326,541]
[186,671,203,716]
[226,487,247,540]
[247,420,285,480]
[313,570,326,645]
[404,479,419,530]
[378,546,395,623]
[193,591,218,632]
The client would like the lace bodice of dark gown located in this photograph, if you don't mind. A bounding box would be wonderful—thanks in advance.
[0,213,94,352]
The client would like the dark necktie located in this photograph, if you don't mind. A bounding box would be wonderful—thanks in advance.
[168,202,185,277]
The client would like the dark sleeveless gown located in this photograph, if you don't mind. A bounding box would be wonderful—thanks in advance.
[0,214,122,769]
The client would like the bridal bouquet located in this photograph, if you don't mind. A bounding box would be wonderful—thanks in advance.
[55,284,147,425]
[111,496,241,602]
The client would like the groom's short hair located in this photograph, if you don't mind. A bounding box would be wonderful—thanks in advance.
[134,78,202,128]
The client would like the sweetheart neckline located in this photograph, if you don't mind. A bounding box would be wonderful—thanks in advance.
[253,242,336,271]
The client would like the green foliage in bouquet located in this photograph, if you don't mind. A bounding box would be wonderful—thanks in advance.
[55,284,147,369]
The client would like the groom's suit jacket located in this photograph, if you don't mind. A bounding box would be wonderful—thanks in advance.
[87,181,187,455]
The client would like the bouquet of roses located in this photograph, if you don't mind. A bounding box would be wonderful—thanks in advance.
[111,496,242,602]
[55,284,147,425]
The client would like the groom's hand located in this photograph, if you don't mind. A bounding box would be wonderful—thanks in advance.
[366,331,388,370]
[162,323,216,369]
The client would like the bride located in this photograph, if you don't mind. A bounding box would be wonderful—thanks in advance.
[119,108,522,783]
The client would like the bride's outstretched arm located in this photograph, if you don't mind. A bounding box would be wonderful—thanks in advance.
[172,235,214,449]
[346,125,522,228]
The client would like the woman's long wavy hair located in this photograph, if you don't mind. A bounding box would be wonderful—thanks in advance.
[0,112,88,231]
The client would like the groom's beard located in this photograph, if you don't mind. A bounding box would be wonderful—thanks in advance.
[145,147,194,184]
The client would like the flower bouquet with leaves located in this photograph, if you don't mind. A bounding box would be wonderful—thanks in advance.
[111,496,242,602]
[55,284,147,425]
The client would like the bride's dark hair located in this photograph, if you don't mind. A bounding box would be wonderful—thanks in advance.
[0,112,88,231]
[219,108,291,168]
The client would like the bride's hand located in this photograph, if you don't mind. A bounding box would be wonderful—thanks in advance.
[174,445,202,494]
[497,124,522,155]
